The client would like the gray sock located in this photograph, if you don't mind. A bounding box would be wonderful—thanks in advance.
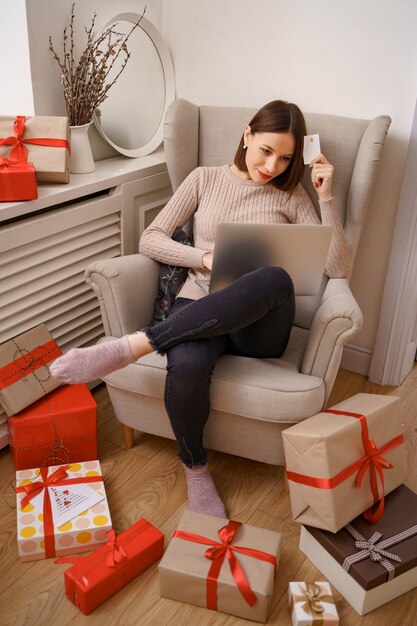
[184,464,227,519]
[49,336,134,384]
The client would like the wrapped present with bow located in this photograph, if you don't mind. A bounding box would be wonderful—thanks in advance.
[8,382,97,470]
[299,485,417,615]
[0,154,38,201]
[0,115,70,183]
[55,519,164,614]
[282,393,406,533]
[16,460,112,562]
[288,581,339,625]
[0,324,62,416]
[158,510,281,623]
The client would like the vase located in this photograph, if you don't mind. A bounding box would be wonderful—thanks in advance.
[69,122,95,174]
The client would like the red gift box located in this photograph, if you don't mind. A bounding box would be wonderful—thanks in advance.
[0,156,38,201]
[59,519,164,614]
[8,383,97,469]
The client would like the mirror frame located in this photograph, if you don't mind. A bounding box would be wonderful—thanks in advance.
[92,12,175,158]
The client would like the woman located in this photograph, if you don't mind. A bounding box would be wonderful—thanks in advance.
[51,100,350,518]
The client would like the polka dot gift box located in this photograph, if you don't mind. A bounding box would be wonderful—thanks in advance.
[16,460,112,562]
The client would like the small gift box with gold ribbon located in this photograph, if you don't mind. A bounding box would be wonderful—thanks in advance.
[0,115,70,183]
[288,581,339,625]
[282,393,406,533]
[300,484,417,615]
[56,519,164,614]
[158,510,281,623]
[0,324,62,416]
[16,460,112,562]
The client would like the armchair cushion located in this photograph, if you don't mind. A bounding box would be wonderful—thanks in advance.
[100,329,325,425]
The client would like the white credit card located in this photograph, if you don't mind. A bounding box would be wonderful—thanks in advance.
[303,134,321,165]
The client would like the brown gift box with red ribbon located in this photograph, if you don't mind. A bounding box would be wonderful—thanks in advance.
[57,519,164,615]
[282,393,406,533]
[8,382,97,470]
[0,324,63,416]
[158,510,281,623]
[0,115,70,183]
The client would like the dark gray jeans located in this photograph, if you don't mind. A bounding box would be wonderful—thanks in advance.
[144,267,295,467]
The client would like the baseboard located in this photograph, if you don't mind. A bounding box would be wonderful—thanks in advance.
[340,343,372,376]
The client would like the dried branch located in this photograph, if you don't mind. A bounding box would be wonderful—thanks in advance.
[49,3,146,126]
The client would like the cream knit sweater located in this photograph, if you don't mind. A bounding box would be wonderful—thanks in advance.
[139,165,351,301]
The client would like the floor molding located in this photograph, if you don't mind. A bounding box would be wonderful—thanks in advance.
[341,343,372,376]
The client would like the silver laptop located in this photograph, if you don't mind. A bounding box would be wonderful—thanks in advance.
[197,222,332,296]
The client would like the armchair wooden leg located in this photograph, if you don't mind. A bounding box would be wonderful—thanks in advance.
[283,468,289,493]
[121,424,134,449]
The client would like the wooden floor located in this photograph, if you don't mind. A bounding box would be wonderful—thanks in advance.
[1,364,416,626]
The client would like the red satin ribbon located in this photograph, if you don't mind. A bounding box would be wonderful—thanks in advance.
[286,410,404,524]
[105,529,128,567]
[17,465,103,558]
[0,339,62,390]
[0,115,71,163]
[0,155,18,168]
[173,520,277,610]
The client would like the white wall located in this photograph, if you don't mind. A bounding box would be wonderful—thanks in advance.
[24,0,161,159]
[162,0,417,360]
[0,1,34,115]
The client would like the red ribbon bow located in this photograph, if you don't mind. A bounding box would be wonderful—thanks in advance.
[174,520,277,610]
[286,410,404,524]
[0,115,70,164]
[0,155,18,168]
[17,464,103,558]
[105,529,128,567]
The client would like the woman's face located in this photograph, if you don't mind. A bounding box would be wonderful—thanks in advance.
[243,127,295,185]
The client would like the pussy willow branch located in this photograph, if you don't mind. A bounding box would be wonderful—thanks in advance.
[49,3,146,126]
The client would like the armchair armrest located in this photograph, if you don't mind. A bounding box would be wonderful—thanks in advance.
[301,278,363,402]
[85,254,160,337]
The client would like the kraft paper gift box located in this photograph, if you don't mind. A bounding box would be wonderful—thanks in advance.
[0,157,38,201]
[0,115,70,183]
[299,485,417,615]
[59,519,164,615]
[282,393,406,533]
[16,460,112,562]
[8,383,97,470]
[158,510,281,623]
[0,324,62,416]
[288,581,339,625]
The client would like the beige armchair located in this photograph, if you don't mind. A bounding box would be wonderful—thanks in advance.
[85,99,391,466]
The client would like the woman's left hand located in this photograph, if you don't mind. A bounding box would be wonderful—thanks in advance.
[310,154,334,201]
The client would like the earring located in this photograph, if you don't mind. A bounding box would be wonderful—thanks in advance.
[243,144,248,149]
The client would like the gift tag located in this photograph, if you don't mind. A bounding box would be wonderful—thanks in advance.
[30,483,104,527]
[303,134,321,165]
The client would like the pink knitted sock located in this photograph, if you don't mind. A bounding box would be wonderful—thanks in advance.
[49,336,134,384]
[184,464,227,519]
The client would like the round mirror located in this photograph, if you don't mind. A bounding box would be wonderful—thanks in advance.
[92,13,175,157]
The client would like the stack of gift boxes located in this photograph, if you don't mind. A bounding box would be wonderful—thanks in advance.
[282,392,417,621]
[2,323,416,620]
[0,114,70,202]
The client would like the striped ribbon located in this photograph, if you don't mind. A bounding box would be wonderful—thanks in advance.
[342,523,417,581]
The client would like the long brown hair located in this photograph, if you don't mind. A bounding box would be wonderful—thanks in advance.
[234,100,306,193]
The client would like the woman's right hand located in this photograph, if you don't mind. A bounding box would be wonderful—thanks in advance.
[202,251,213,270]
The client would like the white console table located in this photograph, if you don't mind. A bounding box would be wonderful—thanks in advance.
[0,148,172,447]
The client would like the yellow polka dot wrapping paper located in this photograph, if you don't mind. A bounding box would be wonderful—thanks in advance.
[16,460,112,562]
